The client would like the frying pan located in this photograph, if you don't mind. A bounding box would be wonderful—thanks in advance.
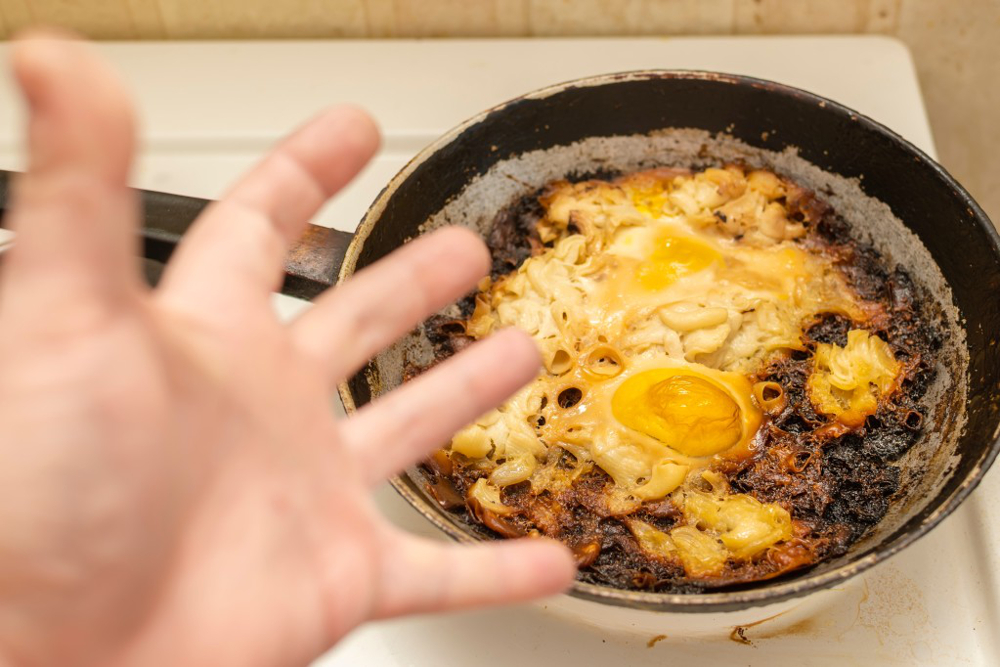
[1,71,998,617]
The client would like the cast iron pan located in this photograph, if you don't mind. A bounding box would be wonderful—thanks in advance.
[1,71,998,613]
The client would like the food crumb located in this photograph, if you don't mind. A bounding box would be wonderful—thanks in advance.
[730,626,754,646]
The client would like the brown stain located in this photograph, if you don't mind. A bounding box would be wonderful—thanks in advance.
[728,600,857,643]
[752,615,821,640]
[646,634,667,648]
[856,565,930,651]
[737,609,789,630]
[729,626,754,646]
[729,609,789,646]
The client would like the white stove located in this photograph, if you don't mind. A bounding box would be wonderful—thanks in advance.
[0,36,995,666]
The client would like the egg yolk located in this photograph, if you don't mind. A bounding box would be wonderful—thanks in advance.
[612,370,743,457]
[629,182,669,217]
[635,234,720,291]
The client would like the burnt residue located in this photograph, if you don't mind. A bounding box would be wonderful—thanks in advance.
[411,169,942,594]
[730,626,753,646]
[487,170,641,281]
[423,314,475,358]
[727,217,942,563]
[487,187,546,280]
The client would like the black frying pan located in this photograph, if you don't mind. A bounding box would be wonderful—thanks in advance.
[2,71,998,614]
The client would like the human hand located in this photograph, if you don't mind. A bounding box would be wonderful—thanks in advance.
[0,35,575,667]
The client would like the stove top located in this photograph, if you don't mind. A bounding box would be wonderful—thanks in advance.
[0,36,994,666]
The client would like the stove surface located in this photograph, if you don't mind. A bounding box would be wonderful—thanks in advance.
[0,36,995,666]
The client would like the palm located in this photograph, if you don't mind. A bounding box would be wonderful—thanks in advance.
[0,37,573,667]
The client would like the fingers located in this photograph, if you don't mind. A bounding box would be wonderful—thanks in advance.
[291,226,490,382]
[157,106,379,309]
[370,529,576,620]
[341,328,540,486]
[1,33,140,320]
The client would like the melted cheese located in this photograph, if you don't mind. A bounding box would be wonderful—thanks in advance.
[808,329,901,427]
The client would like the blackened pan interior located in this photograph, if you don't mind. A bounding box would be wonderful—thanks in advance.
[340,72,1000,612]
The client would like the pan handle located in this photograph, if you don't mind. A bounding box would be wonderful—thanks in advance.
[0,169,351,300]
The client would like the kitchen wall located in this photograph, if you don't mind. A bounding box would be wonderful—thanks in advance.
[0,0,996,225]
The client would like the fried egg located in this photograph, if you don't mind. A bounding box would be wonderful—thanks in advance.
[535,352,762,497]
